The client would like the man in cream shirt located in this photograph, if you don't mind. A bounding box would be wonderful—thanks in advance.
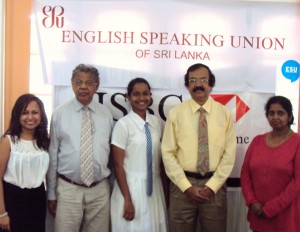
[162,63,236,232]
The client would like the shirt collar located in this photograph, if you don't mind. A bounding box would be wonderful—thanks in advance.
[189,97,212,114]
[73,98,96,113]
[129,110,153,130]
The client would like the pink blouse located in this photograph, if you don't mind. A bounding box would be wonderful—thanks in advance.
[241,132,300,232]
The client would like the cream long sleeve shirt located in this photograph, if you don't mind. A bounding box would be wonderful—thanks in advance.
[161,97,236,193]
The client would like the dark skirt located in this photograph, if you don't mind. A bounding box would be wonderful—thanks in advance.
[0,181,46,232]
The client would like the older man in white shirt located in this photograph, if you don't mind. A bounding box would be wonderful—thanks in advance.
[47,64,113,232]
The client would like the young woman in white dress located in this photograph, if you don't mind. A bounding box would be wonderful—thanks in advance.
[110,78,168,232]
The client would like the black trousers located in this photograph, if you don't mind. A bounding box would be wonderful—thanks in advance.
[0,181,46,232]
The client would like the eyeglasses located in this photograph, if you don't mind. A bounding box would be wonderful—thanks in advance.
[188,78,209,83]
[73,79,98,87]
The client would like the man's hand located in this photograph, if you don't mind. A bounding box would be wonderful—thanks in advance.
[48,200,57,217]
[184,186,210,203]
[200,186,214,199]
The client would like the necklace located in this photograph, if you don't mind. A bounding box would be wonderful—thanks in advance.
[267,129,293,147]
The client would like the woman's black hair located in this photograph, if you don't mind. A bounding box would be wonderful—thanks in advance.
[265,95,294,127]
[127,77,151,96]
[2,94,50,151]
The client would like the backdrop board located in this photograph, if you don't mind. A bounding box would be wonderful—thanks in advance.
[33,0,299,182]
[34,1,300,231]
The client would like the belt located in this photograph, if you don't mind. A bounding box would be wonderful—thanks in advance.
[184,171,214,179]
[58,174,99,188]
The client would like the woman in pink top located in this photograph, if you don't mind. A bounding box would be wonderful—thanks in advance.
[241,95,300,232]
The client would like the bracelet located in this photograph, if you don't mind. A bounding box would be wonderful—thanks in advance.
[0,212,8,218]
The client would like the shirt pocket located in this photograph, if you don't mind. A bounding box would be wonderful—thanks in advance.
[209,124,227,153]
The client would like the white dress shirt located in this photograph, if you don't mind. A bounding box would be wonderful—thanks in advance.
[47,98,113,200]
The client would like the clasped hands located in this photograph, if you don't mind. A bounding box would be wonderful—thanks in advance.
[184,186,214,204]
[250,202,266,218]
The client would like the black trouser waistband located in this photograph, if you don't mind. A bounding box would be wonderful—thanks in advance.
[58,174,99,188]
[184,171,214,179]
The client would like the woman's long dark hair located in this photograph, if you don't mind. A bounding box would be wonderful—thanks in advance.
[2,94,50,151]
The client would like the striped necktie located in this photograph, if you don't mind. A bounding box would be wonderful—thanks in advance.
[80,107,94,186]
[145,122,153,196]
[197,107,209,175]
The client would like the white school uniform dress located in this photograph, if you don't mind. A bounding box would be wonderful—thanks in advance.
[111,110,168,232]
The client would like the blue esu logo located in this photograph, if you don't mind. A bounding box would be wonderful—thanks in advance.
[282,60,300,82]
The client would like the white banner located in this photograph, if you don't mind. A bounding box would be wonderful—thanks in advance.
[34,0,300,92]
[33,0,300,178]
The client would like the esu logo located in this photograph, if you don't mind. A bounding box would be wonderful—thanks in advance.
[42,5,64,28]
[281,60,300,83]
